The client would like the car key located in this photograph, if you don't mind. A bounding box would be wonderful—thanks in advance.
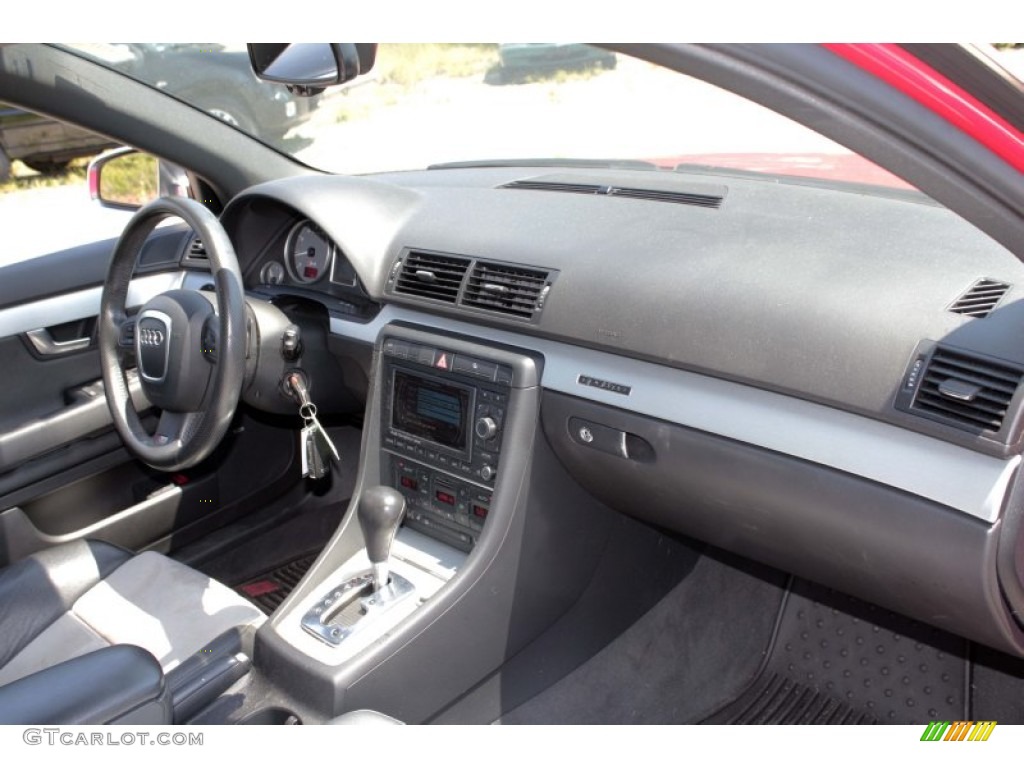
[303,422,328,479]
[310,417,340,463]
[287,371,340,476]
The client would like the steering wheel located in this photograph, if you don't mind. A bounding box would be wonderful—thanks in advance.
[98,197,246,472]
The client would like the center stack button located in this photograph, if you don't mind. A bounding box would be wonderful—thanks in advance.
[453,355,497,381]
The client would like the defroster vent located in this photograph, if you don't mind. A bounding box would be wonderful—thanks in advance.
[502,179,724,208]
[393,251,471,304]
[911,346,1024,434]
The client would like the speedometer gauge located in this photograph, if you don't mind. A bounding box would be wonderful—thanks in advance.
[284,220,334,284]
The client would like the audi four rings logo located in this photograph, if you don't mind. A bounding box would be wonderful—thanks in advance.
[139,328,165,346]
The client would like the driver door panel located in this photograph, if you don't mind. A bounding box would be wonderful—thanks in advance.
[0,230,294,568]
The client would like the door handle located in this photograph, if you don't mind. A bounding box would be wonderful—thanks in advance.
[24,328,92,356]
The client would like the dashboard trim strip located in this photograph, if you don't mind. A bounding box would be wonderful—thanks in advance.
[333,306,1018,524]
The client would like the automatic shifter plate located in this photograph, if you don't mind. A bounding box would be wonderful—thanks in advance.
[301,571,416,647]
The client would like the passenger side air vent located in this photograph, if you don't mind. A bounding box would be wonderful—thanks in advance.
[911,347,1024,433]
[393,251,470,304]
[949,278,1010,318]
[501,179,724,209]
[462,261,552,320]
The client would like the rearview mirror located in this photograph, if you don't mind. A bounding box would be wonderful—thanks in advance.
[247,44,375,95]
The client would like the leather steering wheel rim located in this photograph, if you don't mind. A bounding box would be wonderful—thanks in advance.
[98,196,246,472]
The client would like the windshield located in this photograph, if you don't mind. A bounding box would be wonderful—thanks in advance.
[67,43,915,188]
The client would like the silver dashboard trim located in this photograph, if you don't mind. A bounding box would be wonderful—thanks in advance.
[332,305,1019,524]
[0,272,185,339]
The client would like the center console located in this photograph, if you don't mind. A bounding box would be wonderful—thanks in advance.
[251,322,611,725]
[265,324,542,667]
[379,336,513,551]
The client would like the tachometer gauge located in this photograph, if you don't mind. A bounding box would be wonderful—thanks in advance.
[284,220,334,284]
[260,261,286,285]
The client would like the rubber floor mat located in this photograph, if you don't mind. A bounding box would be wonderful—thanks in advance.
[235,553,318,615]
[705,579,969,724]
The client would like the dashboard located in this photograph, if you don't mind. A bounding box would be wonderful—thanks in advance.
[216,164,1024,657]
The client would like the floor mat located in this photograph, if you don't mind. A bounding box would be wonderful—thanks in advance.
[236,553,319,615]
[498,550,788,724]
[704,579,969,724]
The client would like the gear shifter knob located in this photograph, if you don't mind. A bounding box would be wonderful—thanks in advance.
[357,486,406,591]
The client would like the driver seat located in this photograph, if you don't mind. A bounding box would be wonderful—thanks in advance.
[0,539,265,688]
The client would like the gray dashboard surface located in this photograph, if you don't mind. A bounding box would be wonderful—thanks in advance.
[226,167,1024,436]
[331,305,1018,524]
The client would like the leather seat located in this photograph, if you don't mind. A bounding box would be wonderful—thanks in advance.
[0,540,264,687]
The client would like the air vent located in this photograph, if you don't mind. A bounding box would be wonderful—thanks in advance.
[462,261,551,320]
[393,251,470,304]
[912,347,1024,433]
[187,237,207,260]
[502,179,724,208]
[949,278,1010,318]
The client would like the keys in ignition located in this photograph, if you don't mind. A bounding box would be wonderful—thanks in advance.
[287,371,340,475]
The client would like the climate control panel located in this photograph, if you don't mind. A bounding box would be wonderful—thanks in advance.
[389,455,491,552]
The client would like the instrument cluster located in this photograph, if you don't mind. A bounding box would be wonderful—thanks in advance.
[257,219,358,290]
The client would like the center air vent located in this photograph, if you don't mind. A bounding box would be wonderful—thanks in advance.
[911,347,1024,434]
[393,251,470,304]
[949,278,1010,318]
[462,261,551,320]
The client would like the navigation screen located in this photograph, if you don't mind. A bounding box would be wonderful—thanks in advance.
[392,371,470,451]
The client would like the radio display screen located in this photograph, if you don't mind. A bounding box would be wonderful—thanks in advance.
[392,370,471,452]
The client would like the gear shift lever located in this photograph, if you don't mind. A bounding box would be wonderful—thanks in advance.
[358,486,406,592]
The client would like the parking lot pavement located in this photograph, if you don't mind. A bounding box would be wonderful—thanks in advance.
[290,56,845,175]
[1001,47,1024,78]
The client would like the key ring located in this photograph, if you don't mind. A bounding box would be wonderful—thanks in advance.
[300,402,318,421]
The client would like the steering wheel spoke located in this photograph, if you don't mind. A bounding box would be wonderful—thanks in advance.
[153,409,196,448]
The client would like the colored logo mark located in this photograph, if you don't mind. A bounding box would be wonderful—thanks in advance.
[920,721,997,742]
